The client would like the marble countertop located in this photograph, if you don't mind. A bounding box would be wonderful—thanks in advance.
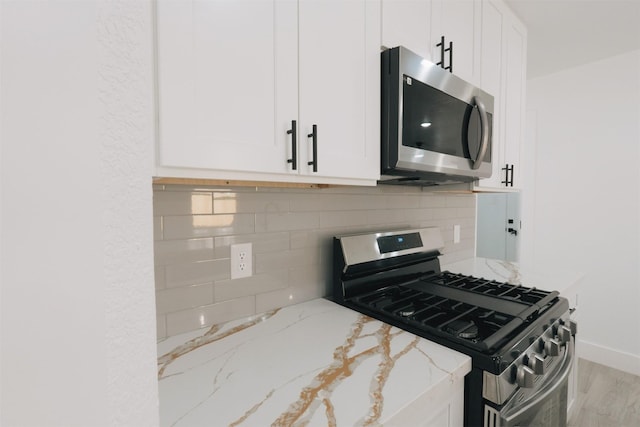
[157,298,471,427]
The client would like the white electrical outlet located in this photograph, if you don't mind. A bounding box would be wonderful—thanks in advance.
[230,243,252,279]
[453,224,461,244]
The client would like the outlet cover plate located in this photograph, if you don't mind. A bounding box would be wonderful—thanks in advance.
[453,225,461,244]
[230,243,252,279]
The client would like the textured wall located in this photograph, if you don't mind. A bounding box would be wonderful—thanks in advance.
[523,50,640,375]
[154,185,476,339]
[1,1,158,425]
[98,1,159,425]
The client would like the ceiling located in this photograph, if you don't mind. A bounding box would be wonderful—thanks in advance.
[504,0,640,79]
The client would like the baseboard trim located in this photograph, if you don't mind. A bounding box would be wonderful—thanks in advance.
[578,338,640,376]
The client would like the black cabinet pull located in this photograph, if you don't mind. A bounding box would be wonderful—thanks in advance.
[286,120,297,170]
[436,36,453,73]
[501,164,515,187]
[436,36,446,69]
[307,124,317,172]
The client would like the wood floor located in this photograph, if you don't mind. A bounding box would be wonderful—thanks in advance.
[568,358,640,427]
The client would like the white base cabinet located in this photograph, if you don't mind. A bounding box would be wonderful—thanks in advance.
[385,371,465,427]
[155,0,380,186]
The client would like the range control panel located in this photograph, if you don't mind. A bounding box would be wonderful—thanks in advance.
[377,232,423,254]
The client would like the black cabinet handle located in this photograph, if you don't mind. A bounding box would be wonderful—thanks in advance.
[436,36,446,69]
[436,36,453,73]
[286,120,297,170]
[501,164,515,187]
[307,124,317,172]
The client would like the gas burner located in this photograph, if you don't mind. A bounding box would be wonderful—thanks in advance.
[446,319,479,340]
[398,309,415,317]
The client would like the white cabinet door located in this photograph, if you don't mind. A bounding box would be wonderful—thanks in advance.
[381,0,433,61]
[156,0,298,175]
[477,0,506,188]
[430,0,480,85]
[298,0,380,180]
[475,0,526,191]
[502,19,526,189]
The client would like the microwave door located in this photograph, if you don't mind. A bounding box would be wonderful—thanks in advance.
[397,75,491,177]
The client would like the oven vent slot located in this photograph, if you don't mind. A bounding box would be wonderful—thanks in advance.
[484,405,501,427]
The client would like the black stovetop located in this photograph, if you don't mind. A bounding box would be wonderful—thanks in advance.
[349,271,561,356]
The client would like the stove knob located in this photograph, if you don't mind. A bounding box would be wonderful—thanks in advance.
[558,325,572,344]
[516,365,536,388]
[568,319,578,335]
[527,353,546,375]
[544,338,561,356]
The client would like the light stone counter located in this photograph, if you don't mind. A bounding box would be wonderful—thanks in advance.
[157,298,471,427]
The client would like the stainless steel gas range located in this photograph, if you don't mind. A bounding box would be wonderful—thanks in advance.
[332,227,576,427]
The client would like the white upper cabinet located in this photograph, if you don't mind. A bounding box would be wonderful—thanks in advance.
[477,0,506,188]
[298,0,380,181]
[156,0,297,175]
[475,0,527,190]
[381,0,480,86]
[502,19,526,189]
[381,0,434,61]
[430,0,481,86]
[155,0,380,185]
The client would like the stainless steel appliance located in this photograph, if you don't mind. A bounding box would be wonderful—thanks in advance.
[380,46,494,186]
[332,227,576,426]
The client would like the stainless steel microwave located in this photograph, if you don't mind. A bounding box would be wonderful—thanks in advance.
[380,46,494,186]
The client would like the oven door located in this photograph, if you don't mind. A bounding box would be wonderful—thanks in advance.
[488,338,574,427]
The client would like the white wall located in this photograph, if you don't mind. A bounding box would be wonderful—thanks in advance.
[522,50,640,374]
[0,1,158,425]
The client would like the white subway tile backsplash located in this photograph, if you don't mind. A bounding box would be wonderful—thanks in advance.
[156,283,214,315]
[157,314,167,341]
[214,270,288,302]
[154,265,166,290]
[214,232,290,258]
[255,211,319,233]
[213,191,290,214]
[154,238,215,265]
[319,210,369,229]
[164,259,229,288]
[254,247,321,274]
[419,194,448,208]
[163,213,255,240]
[366,208,412,225]
[255,285,323,314]
[154,185,477,338]
[153,216,163,241]
[153,191,213,215]
[289,230,322,249]
[165,296,255,337]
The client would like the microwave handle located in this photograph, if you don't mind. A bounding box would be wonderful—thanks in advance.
[472,97,489,170]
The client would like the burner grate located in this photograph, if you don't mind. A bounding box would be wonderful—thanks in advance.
[353,284,518,348]
[432,271,552,305]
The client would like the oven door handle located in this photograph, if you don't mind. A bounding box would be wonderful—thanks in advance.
[471,96,489,170]
[500,337,575,426]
